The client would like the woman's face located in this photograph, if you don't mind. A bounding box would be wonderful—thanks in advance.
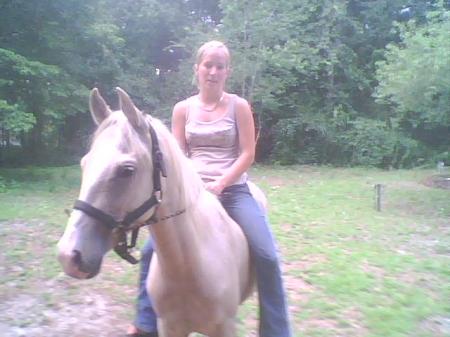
[195,47,230,91]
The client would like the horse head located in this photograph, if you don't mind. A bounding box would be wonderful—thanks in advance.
[57,88,161,279]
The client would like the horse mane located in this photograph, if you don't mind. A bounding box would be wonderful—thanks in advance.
[143,115,205,207]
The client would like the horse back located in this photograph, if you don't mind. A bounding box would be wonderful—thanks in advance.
[247,180,267,212]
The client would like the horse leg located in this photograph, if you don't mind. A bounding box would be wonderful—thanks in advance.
[157,318,188,337]
[209,318,237,337]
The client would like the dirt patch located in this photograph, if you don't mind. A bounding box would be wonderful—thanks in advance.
[0,221,133,337]
[0,275,130,337]
[422,175,450,190]
[419,316,450,336]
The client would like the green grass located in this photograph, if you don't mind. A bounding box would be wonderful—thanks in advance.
[251,165,449,337]
[0,165,449,337]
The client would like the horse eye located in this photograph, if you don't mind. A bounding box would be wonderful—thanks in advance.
[117,165,135,178]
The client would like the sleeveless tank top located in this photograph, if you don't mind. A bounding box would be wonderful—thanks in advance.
[185,94,248,185]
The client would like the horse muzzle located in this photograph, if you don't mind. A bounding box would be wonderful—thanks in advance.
[57,248,102,279]
[57,219,107,279]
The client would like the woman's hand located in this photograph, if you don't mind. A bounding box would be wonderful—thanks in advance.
[205,180,226,195]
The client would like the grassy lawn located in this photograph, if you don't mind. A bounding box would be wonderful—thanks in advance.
[0,165,449,337]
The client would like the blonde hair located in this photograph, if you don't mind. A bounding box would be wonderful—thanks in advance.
[195,40,230,67]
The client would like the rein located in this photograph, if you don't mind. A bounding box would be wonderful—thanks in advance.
[72,122,183,264]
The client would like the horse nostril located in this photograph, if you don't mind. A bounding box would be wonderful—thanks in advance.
[71,250,82,267]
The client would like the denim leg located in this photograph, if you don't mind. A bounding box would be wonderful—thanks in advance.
[134,238,158,333]
[219,184,291,337]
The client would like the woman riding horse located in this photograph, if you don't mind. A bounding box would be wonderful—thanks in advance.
[127,41,291,337]
[57,40,291,337]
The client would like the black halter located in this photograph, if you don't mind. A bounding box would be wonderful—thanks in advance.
[73,123,168,264]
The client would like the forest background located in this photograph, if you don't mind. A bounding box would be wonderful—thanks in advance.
[0,0,449,168]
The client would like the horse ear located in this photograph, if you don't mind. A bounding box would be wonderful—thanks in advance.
[116,87,144,128]
[89,88,111,125]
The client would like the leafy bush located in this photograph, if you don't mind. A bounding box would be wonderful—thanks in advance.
[337,118,424,168]
[432,151,450,166]
[271,117,330,165]
[270,116,426,168]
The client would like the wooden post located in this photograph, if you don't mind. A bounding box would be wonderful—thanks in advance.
[437,161,444,174]
[374,184,384,211]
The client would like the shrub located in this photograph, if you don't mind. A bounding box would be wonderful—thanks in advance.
[338,118,424,168]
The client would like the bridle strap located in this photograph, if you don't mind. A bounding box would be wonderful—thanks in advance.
[73,194,160,230]
[122,195,160,227]
[149,125,167,186]
[73,200,117,229]
[114,229,140,264]
[73,191,161,266]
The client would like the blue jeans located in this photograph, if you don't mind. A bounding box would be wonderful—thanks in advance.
[134,238,158,333]
[135,183,291,337]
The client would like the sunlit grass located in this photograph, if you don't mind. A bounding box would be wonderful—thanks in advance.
[251,165,449,337]
[0,165,448,337]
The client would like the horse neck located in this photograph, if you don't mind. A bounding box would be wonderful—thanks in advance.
[150,205,204,278]
[150,170,206,278]
[148,121,206,277]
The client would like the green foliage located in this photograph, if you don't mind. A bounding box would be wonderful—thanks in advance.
[216,0,435,166]
[271,115,426,168]
[376,17,450,127]
[272,115,330,165]
[338,118,424,168]
[0,99,35,133]
[0,44,89,162]
[0,0,448,166]
[375,4,450,148]
[0,48,62,131]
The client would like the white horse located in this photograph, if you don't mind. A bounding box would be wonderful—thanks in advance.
[57,88,266,337]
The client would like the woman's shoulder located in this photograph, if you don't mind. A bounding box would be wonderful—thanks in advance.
[173,95,196,114]
[228,94,251,115]
[228,93,248,105]
[174,96,194,108]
